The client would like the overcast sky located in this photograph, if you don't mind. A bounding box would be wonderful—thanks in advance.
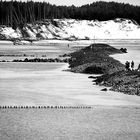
[34,0,140,6]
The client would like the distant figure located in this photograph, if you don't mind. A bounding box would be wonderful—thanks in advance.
[131,61,134,70]
[125,61,130,71]
[138,64,140,71]
[68,44,69,48]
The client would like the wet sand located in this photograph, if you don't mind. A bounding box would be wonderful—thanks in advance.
[0,106,140,140]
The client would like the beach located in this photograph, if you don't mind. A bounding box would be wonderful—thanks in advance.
[0,40,140,106]
[1,106,140,140]
[0,39,140,139]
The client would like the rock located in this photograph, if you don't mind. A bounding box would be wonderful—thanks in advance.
[120,48,127,53]
[101,88,108,91]
[88,76,97,79]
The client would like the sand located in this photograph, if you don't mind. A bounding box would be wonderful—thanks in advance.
[0,40,140,139]
[0,106,140,140]
[1,62,140,106]
[1,40,140,106]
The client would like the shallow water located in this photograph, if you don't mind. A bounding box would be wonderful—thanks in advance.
[95,39,140,69]
[0,40,140,106]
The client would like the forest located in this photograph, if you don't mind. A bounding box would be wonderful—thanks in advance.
[0,1,140,29]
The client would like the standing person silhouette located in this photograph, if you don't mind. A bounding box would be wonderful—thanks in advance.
[131,61,134,70]
[138,64,140,71]
[125,61,130,71]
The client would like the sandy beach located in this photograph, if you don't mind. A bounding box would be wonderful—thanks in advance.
[1,62,140,106]
[0,40,140,106]
[1,0,140,139]
[0,40,140,139]
[1,106,140,140]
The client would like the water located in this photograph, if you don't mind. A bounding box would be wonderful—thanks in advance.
[0,43,64,61]
[95,39,140,69]
[0,40,140,106]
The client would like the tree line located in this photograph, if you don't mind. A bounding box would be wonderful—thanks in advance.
[0,1,140,29]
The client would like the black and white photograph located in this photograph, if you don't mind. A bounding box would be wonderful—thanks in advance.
[0,0,140,139]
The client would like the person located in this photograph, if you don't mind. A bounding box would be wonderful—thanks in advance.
[125,61,130,71]
[138,64,140,71]
[131,61,134,70]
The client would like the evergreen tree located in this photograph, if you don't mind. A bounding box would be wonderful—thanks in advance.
[0,1,140,27]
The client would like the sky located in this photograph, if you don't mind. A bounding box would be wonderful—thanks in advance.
[34,0,140,6]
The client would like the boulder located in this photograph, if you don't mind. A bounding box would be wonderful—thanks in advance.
[101,88,108,91]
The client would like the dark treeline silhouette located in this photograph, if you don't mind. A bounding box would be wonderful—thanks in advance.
[0,1,140,29]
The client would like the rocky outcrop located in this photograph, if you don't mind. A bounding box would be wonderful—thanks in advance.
[69,43,125,74]
[68,43,140,96]
[94,70,140,95]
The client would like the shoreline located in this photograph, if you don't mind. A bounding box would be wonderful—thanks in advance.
[68,43,140,96]
[1,40,140,96]
[2,61,140,106]
[1,39,140,45]
[0,40,140,107]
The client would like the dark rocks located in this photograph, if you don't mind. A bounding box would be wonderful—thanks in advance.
[12,58,70,63]
[95,70,140,95]
[120,48,127,53]
[84,66,104,74]
[0,106,92,109]
[69,44,125,74]
[59,54,71,57]
[101,88,108,91]
[88,76,97,79]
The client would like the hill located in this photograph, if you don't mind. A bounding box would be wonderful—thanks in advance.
[0,18,140,40]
